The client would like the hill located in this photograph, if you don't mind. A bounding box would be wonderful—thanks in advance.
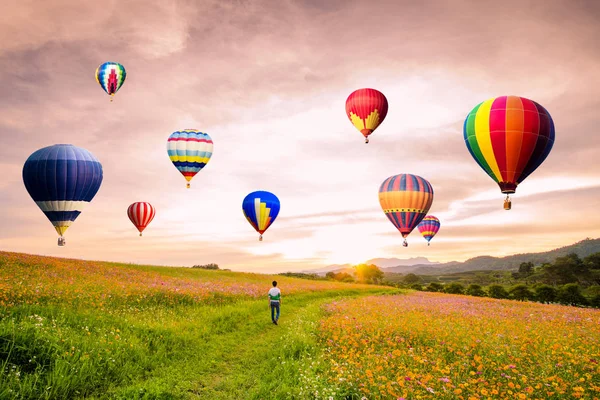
[0,251,396,399]
[403,237,600,275]
[304,256,439,275]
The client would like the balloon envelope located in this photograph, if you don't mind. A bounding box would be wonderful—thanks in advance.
[378,174,434,245]
[22,144,103,240]
[127,202,156,236]
[463,95,555,195]
[417,215,440,245]
[167,129,213,188]
[345,88,388,143]
[242,191,280,240]
[95,62,126,99]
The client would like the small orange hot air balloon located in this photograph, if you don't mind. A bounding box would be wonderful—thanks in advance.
[345,88,389,143]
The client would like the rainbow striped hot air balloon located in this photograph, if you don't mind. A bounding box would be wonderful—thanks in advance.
[345,88,388,143]
[167,129,213,188]
[463,95,555,210]
[378,174,434,247]
[242,191,280,241]
[127,202,156,236]
[95,62,126,102]
[417,215,440,246]
[22,144,103,246]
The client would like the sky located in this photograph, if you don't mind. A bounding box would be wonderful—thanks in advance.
[1,0,599,273]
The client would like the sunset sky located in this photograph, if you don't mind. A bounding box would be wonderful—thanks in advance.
[1,0,599,273]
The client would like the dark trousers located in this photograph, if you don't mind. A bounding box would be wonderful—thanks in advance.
[270,301,280,322]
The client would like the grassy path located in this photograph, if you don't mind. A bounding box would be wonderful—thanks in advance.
[74,288,395,399]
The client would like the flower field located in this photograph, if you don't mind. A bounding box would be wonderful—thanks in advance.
[0,251,374,309]
[303,292,600,399]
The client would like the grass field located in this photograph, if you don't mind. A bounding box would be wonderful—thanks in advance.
[0,251,397,399]
[2,251,599,400]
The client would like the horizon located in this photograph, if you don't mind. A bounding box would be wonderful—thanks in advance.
[1,0,600,273]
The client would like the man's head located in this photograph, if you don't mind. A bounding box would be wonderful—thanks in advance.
[272,281,277,287]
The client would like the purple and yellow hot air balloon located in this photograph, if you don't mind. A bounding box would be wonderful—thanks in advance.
[345,88,389,144]
[95,62,126,102]
[463,95,555,210]
[378,174,434,247]
[417,215,440,246]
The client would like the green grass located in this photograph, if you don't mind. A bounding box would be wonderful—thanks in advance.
[0,252,399,399]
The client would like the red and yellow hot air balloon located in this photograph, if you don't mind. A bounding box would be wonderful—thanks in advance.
[463,95,555,210]
[127,202,156,236]
[378,174,434,247]
[345,88,388,143]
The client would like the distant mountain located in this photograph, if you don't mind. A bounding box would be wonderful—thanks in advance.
[399,238,600,275]
[303,257,439,276]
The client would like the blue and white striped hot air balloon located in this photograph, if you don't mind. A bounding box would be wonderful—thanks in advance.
[22,144,103,246]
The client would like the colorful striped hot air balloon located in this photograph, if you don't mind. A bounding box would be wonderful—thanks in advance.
[378,174,434,247]
[22,144,103,246]
[345,88,389,143]
[463,95,555,210]
[242,191,280,241]
[167,129,213,188]
[95,62,126,102]
[127,202,156,236]
[417,215,440,246]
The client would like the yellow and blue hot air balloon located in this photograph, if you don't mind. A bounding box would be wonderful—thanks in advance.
[95,62,126,102]
[378,174,434,247]
[22,144,103,246]
[242,191,280,241]
[167,129,213,188]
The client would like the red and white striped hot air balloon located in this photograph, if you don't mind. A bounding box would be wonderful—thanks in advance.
[127,202,156,236]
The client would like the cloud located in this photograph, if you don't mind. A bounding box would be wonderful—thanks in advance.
[1,0,599,271]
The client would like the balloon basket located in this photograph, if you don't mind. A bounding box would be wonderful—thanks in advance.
[58,237,66,246]
[504,196,512,210]
[427,242,430,246]
[402,239,408,247]
[365,137,369,144]
[186,183,191,189]
[139,233,142,237]
[259,235,263,242]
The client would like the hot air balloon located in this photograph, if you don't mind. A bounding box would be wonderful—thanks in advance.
[167,129,213,188]
[95,62,126,102]
[127,202,156,236]
[463,95,555,210]
[22,144,103,246]
[378,174,434,247]
[242,191,280,241]
[417,215,440,246]
[345,88,388,143]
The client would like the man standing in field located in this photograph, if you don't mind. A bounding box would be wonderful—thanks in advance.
[268,281,281,325]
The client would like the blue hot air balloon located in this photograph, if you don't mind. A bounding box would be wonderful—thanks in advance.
[22,144,103,246]
[242,191,280,241]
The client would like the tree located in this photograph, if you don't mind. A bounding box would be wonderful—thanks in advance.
[556,283,589,306]
[354,264,384,284]
[509,284,534,301]
[487,285,509,299]
[192,263,219,270]
[410,283,423,291]
[425,282,443,292]
[591,294,600,309]
[444,283,465,295]
[326,271,355,282]
[583,252,600,270]
[402,273,421,285]
[466,284,486,297]
[518,262,534,277]
[534,284,557,304]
